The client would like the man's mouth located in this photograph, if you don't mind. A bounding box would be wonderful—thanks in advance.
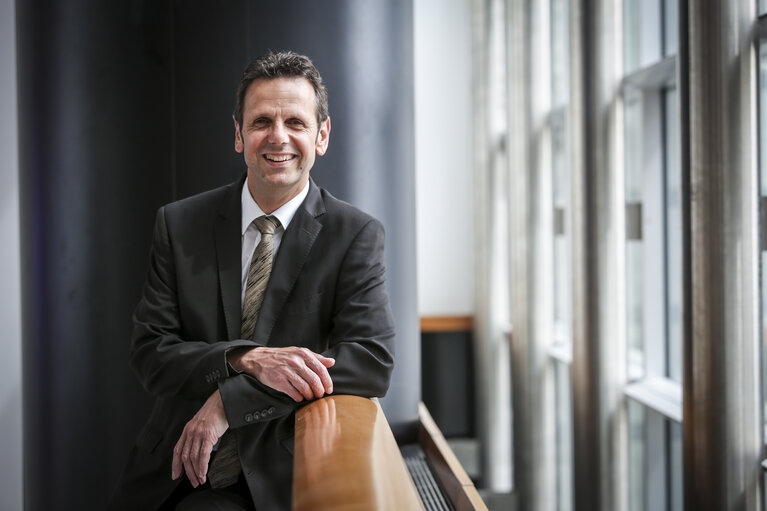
[264,154,295,162]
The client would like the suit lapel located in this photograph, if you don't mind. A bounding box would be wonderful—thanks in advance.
[252,180,325,344]
[215,176,246,340]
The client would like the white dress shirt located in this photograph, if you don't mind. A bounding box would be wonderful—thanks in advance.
[240,180,310,308]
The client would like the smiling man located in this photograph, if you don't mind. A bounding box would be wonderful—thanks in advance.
[109,51,396,511]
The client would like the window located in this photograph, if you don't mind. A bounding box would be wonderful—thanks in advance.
[623,0,683,509]
[548,0,573,508]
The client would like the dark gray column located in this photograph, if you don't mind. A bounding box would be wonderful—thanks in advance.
[16,1,173,508]
[683,1,762,509]
[570,1,628,510]
[569,2,602,510]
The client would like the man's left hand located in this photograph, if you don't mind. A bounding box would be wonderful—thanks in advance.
[171,389,229,487]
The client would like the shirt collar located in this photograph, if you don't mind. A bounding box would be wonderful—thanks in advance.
[241,179,310,235]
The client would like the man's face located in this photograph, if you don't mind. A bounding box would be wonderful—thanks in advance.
[235,77,330,204]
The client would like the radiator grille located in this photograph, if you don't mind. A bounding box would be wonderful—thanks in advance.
[401,444,455,511]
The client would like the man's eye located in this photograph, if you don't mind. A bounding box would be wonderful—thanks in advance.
[287,119,305,127]
[252,119,269,128]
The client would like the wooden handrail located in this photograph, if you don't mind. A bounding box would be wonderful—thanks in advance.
[292,395,423,510]
[418,402,488,511]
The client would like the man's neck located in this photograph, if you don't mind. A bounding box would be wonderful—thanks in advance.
[247,180,309,214]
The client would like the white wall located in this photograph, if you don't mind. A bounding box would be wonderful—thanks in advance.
[414,0,475,316]
[0,0,23,507]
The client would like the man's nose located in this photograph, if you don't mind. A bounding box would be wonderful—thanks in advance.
[267,122,289,144]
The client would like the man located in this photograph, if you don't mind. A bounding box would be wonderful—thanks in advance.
[109,51,396,510]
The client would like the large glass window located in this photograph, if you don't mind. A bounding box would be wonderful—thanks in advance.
[549,0,573,509]
[623,0,682,509]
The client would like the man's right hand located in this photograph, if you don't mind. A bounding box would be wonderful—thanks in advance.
[227,346,335,402]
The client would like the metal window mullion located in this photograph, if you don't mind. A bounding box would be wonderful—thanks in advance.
[684,0,763,509]
[570,1,629,511]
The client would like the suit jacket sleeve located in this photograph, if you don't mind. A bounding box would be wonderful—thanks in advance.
[130,206,256,401]
[219,217,396,429]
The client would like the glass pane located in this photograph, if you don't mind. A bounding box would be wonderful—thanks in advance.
[760,0,767,16]
[555,361,574,511]
[668,421,683,511]
[623,0,662,74]
[628,400,646,511]
[629,400,683,511]
[625,89,645,379]
[664,87,682,383]
[663,0,678,57]
[552,115,570,331]
[551,0,569,108]
[623,0,641,74]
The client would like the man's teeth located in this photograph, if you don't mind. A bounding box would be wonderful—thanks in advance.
[266,154,293,162]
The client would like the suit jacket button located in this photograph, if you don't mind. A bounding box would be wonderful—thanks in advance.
[245,413,253,422]
[254,412,261,420]
[268,407,275,414]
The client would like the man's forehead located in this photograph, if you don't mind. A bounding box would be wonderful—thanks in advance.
[242,77,318,118]
[245,77,315,100]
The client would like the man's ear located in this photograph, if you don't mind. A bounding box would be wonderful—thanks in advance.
[315,117,331,156]
[234,117,244,153]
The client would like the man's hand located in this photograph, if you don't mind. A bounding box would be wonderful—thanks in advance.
[171,389,229,487]
[228,347,335,402]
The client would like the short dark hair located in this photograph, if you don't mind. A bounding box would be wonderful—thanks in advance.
[234,51,329,128]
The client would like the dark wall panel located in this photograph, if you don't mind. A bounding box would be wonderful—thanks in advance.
[171,0,249,199]
[17,1,172,508]
[422,331,475,438]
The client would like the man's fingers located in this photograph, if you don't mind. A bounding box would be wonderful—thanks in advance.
[171,390,229,486]
[284,378,305,402]
[304,355,333,395]
[289,372,316,401]
[171,435,185,480]
[317,354,335,368]
[185,461,200,488]
[181,431,200,487]
[189,430,204,480]
[198,441,214,484]
[251,347,336,400]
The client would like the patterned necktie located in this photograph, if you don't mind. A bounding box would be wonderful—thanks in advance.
[208,215,280,488]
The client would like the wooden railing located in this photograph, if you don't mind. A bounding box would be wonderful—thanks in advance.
[293,395,487,511]
[417,402,487,511]
[292,395,422,510]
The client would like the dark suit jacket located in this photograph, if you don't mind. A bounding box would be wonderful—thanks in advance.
[109,176,396,510]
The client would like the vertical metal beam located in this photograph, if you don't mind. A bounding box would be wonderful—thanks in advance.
[684,1,762,509]
[473,0,514,492]
[506,0,558,508]
[569,0,628,510]
[569,0,598,504]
